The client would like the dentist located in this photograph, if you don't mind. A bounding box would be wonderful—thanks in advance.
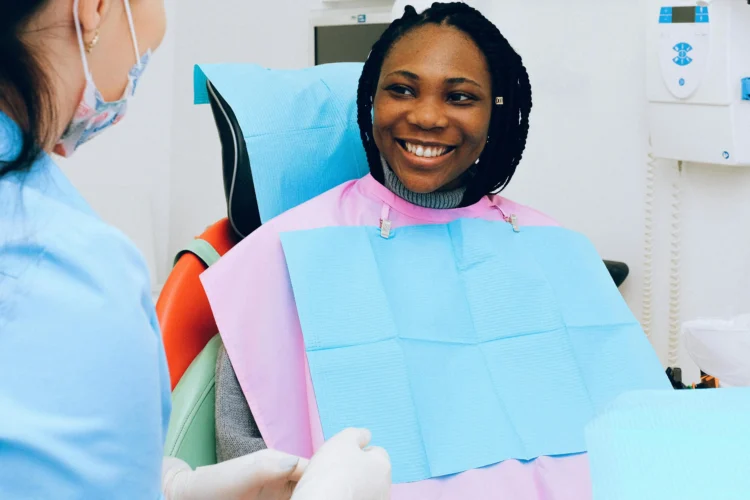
[0,1,390,498]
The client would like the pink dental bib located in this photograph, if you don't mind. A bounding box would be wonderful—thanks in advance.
[201,175,593,499]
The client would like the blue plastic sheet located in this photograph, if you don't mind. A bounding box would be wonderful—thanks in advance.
[194,63,369,222]
[281,220,671,483]
[586,388,750,500]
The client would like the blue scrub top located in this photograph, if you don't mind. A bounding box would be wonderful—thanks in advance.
[0,112,171,498]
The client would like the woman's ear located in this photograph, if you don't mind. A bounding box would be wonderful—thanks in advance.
[77,0,111,37]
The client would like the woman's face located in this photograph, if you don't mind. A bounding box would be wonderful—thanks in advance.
[373,24,493,194]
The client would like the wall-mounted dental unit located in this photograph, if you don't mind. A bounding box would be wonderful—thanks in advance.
[642,0,750,376]
[647,0,750,166]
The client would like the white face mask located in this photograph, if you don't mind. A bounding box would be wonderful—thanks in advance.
[54,0,150,158]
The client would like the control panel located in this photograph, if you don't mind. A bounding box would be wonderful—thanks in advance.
[657,6,711,99]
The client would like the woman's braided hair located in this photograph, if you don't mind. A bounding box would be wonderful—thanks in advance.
[356,2,532,205]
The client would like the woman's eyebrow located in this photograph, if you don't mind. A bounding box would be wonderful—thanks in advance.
[386,70,420,80]
[445,77,482,88]
[386,71,483,89]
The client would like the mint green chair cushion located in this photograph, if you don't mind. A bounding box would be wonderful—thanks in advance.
[164,334,222,468]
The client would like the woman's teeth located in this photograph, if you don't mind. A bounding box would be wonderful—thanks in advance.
[404,141,449,158]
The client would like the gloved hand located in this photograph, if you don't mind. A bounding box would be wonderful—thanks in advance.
[162,449,308,500]
[291,428,392,500]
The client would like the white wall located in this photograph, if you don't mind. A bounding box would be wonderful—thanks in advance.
[62,0,178,294]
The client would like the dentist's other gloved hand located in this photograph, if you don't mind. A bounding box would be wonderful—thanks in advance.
[162,449,308,500]
[291,428,392,500]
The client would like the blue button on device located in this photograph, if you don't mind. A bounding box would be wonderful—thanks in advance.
[673,43,693,66]
[742,78,750,101]
[659,6,672,23]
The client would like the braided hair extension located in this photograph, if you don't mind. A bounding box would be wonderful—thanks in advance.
[356,2,532,205]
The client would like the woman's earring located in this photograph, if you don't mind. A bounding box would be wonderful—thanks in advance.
[85,29,100,54]
[475,158,481,165]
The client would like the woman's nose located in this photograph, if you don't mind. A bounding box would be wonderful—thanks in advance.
[407,99,449,130]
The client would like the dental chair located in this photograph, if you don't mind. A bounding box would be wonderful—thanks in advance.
[160,63,367,467]
[159,63,631,468]
[159,218,236,467]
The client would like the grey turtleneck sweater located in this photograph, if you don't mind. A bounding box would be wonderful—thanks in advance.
[380,156,467,210]
[215,163,466,462]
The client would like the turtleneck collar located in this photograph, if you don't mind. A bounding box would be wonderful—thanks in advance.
[380,155,467,210]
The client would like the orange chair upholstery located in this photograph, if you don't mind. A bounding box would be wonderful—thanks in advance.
[157,218,239,390]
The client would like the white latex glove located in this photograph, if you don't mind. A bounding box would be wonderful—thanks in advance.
[291,428,391,500]
[162,449,308,500]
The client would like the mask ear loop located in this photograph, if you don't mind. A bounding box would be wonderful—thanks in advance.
[72,0,143,82]
[72,0,95,84]
[121,0,143,68]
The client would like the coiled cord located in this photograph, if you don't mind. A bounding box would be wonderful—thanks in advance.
[667,161,683,367]
[641,145,657,340]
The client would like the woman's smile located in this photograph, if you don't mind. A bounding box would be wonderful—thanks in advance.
[395,138,457,169]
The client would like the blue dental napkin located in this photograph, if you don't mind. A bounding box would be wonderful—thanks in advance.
[281,220,671,484]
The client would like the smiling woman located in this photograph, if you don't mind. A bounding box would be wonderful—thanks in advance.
[358,2,532,204]
[205,2,600,499]
[210,1,543,462]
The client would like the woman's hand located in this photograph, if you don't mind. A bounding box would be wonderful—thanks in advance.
[162,449,308,500]
[291,428,392,500]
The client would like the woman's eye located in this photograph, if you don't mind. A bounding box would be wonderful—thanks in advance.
[388,85,415,97]
[448,93,475,103]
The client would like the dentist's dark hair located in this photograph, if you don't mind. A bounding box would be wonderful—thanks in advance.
[0,0,55,178]
[357,2,533,205]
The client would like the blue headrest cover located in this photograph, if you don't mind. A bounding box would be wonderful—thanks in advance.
[194,63,369,223]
